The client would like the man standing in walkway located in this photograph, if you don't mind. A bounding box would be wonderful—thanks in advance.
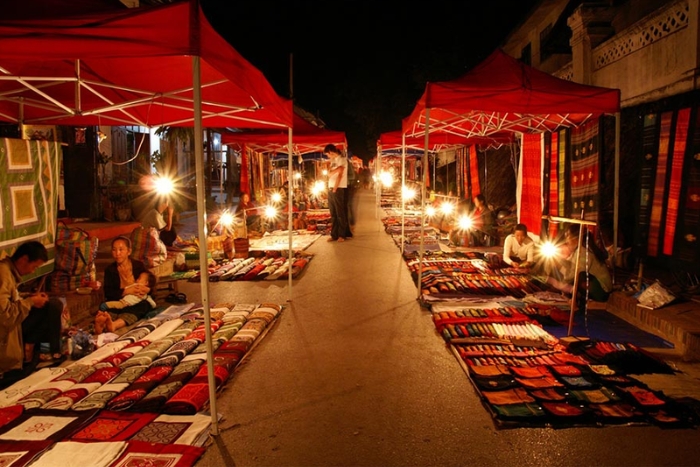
[324,144,352,242]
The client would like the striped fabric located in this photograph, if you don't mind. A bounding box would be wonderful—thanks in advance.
[677,109,700,264]
[469,145,481,198]
[519,133,543,236]
[647,111,673,257]
[636,114,658,252]
[570,119,600,222]
[663,108,690,255]
[558,128,568,217]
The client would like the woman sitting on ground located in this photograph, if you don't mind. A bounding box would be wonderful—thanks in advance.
[94,236,155,334]
[546,224,612,308]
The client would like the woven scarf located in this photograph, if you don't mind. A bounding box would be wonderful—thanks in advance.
[677,109,700,263]
[519,133,542,235]
[570,119,600,222]
[636,113,658,250]
[647,111,673,256]
[663,107,690,255]
[469,145,481,198]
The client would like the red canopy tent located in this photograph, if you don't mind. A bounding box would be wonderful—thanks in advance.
[223,112,346,156]
[0,1,292,128]
[401,48,621,319]
[0,0,295,434]
[401,48,621,234]
[403,49,620,139]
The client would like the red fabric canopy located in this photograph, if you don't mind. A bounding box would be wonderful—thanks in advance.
[222,113,346,155]
[378,129,513,154]
[0,0,292,129]
[402,49,620,137]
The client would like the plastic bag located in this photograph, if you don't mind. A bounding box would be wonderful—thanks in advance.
[637,281,675,309]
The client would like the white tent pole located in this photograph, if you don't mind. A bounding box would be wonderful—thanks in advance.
[401,134,406,256]
[613,112,620,285]
[192,56,218,435]
[376,150,382,222]
[288,127,294,299]
[417,108,429,299]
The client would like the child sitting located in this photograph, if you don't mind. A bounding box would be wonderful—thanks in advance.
[99,271,157,311]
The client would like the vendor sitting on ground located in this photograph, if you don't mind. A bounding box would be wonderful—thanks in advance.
[546,224,612,308]
[235,192,261,235]
[0,241,64,377]
[95,236,155,334]
[502,223,535,268]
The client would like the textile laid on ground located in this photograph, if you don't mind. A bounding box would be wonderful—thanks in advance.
[431,303,699,429]
[0,138,61,280]
[185,252,312,282]
[0,302,284,465]
[248,232,321,251]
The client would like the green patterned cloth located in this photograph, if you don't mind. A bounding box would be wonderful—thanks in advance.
[0,138,61,281]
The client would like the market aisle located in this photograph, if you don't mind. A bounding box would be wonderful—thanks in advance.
[187,187,490,466]
[189,188,700,467]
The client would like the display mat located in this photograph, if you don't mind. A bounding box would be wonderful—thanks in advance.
[0,301,283,465]
[432,304,700,429]
[248,232,321,251]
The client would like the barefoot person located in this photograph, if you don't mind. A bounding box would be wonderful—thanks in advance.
[95,237,155,334]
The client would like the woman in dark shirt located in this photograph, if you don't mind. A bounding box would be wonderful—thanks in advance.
[94,236,154,334]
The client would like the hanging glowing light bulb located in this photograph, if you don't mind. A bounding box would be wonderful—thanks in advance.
[402,185,416,201]
[457,214,473,231]
[154,177,174,195]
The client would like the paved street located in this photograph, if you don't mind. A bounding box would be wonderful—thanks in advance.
[177,189,700,467]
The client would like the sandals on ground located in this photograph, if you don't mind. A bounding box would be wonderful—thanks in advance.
[165,292,187,304]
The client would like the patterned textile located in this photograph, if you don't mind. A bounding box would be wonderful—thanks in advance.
[518,133,542,236]
[111,441,205,467]
[0,440,53,467]
[129,359,204,413]
[469,145,481,198]
[15,380,74,409]
[677,109,700,264]
[635,113,658,251]
[71,341,130,367]
[647,111,673,256]
[0,368,67,408]
[70,383,129,412]
[663,107,690,256]
[69,411,158,442]
[30,440,126,467]
[569,119,600,222]
[0,404,23,429]
[0,408,98,441]
[41,384,99,410]
[130,413,211,446]
[105,366,173,411]
[120,339,177,369]
[0,138,61,280]
[130,226,167,268]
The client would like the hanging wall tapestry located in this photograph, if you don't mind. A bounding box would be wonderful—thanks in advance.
[677,108,700,266]
[569,119,600,222]
[518,133,542,236]
[0,138,61,279]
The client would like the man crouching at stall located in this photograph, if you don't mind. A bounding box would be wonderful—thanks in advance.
[0,241,63,386]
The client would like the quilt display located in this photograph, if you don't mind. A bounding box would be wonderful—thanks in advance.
[0,138,61,279]
[0,301,284,465]
[432,302,699,428]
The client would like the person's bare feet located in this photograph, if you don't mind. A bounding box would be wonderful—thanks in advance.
[105,313,115,333]
[94,312,107,334]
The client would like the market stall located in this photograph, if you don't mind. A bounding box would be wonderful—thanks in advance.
[0,0,295,437]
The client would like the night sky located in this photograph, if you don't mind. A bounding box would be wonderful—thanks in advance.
[201,0,540,160]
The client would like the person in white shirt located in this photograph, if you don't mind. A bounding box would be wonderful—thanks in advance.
[502,223,535,268]
[323,144,352,242]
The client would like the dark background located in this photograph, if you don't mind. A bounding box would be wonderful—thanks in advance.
[201,0,540,160]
